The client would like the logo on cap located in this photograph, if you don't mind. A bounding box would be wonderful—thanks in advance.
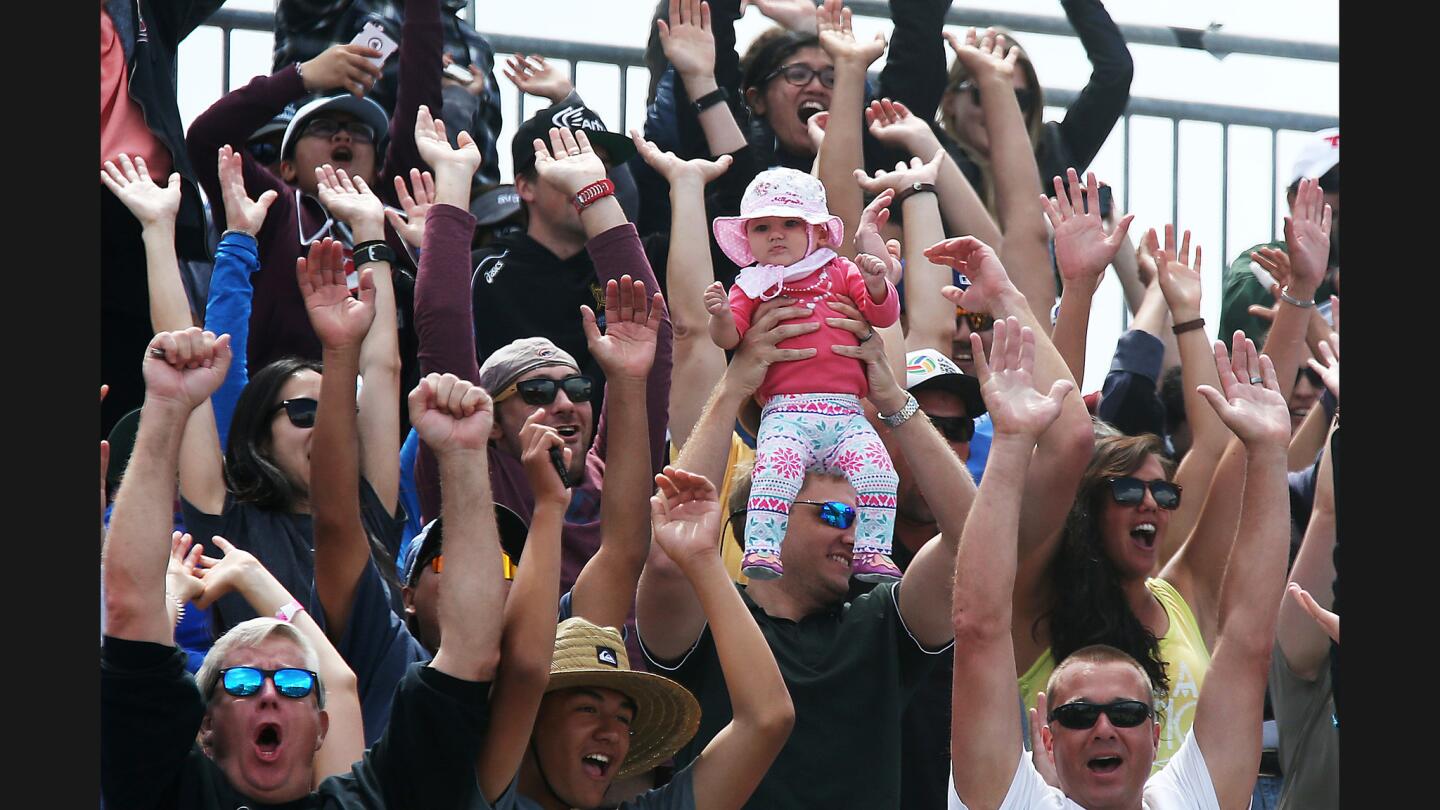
[552,105,604,133]
[596,647,619,667]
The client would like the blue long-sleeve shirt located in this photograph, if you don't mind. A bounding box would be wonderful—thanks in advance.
[203,230,260,449]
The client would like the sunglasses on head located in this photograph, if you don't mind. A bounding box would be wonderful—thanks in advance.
[1048,699,1153,730]
[793,500,856,530]
[956,80,1036,114]
[765,63,836,89]
[216,667,319,700]
[429,552,516,581]
[955,305,996,333]
[301,118,377,144]
[928,414,975,444]
[1107,477,1181,510]
[271,397,319,429]
[494,374,594,406]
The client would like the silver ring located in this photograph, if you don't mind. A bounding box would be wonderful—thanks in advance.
[567,148,581,155]
[859,330,875,343]
[147,347,167,359]
[1249,376,1263,385]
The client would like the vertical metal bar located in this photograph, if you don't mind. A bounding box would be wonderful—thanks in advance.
[1220,125,1229,274]
[1270,129,1279,241]
[1170,119,1180,229]
[618,67,628,133]
[221,27,231,94]
[1120,115,1131,332]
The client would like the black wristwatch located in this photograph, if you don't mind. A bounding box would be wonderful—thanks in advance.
[353,240,396,267]
[693,87,729,115]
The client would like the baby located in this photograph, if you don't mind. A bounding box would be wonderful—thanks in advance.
[707,168,901,582]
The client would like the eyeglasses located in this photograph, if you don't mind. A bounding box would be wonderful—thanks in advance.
[300,118,377,144]
[1107,477,1181,510]
[429,552,516,581]
[216,667,319,700]
[955,80,1036,114]
[956,305,996,333]
[928,414,975,444]
[1048,699,1153,730]
[793,500,856,530]
[246,139,281,165]
[271,397,319,429]
[494,375,594,406]
[764,63,836,89]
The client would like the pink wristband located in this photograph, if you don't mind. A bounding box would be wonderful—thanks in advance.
[275,600,305,623]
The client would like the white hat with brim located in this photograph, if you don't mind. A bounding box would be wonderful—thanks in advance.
[545,618,701,778]
[280,94,390,160]
[1288,127,1339,188]
[713,167,846,266]
[713,207,844,267]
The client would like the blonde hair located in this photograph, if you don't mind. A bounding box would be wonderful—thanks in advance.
[197,618,326,709]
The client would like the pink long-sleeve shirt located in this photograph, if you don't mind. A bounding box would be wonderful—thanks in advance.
[729,255,899,401]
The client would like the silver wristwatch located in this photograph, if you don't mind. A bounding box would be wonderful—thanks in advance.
[878,392,920,428]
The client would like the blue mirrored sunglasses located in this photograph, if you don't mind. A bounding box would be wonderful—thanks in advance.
[217,667,318,700]
[793,500,856,529]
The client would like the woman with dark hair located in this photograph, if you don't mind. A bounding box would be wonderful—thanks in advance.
[179,165,404,639]
[935,0,1134,216]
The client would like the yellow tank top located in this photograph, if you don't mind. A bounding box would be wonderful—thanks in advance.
[1016,578,1211,773]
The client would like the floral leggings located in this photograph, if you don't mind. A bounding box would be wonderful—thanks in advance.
[745,393,899,559]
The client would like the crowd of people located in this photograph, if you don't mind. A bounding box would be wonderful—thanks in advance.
[100,1,1340,808]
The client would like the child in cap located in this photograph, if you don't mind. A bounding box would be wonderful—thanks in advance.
[706,168,902,582]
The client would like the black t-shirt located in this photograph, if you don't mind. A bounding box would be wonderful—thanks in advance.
[100,636,492,809]
[182,479,405,637]
[642,583,951,809]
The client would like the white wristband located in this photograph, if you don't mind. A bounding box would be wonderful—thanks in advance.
[275,599,305,623]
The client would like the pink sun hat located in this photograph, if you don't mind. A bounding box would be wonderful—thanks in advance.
[713,168,845,266]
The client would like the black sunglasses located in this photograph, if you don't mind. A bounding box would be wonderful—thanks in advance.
[928,414,975,444]
[1049,699,1153,730]
[216,667,319,700]
[246,139,281,165]
[497,375,594,406]
[271,397,319,429]
[301,118,377,144]
[1108,477,1181,510]
[956,80,1036,114]
[765,63,836,89]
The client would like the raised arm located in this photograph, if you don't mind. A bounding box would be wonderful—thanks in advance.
[409,374,505,682]
[1053,0,1134,173]
[651,467,795,810]
[476,412,570,802]
[949,319,1073,810]
[103,329,230,646]
[1277,414,1338,679]
[814,0,888,259]
[661,0,750,157]
[298,237,378,643]
[1188,338,1293,810]
[376,0,444,195]
[630,133,735,448]
[313,164,402,513]
[570,279,666,629]
[1043,168,1134,387]
[194,535,365,782]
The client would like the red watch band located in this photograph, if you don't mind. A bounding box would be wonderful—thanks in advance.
[572,178,616,212]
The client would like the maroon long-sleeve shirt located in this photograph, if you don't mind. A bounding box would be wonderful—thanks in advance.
[186,0,442,370]
[413,205,674,599]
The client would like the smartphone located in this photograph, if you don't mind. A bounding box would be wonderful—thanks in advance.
[549,445,572,489]
[350,21,399,68]
[443,62,473,83]
[1065,179,1114,219]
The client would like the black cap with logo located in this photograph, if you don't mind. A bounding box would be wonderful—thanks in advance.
[510,101,637,176]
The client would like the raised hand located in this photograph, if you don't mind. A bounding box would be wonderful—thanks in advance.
[1043,169,1134,292]
[805,109,830,152]
[533,127,608,196]
[143,327,233,411]
[853,150,944,196]
[502,53,574,104]
[816,0,886,67]
[927,235,1017,315]
[970,317,1072,440]
[944,27,1018,84]
[217,145,278,235]
[658,0,716,81]
[1195,333,1292,449]
[864,98,941,156]
[1307,328,1339,399]
[1152,225,1204,321]
[1249,245,1292,291]
[414,104,483,175]
[1288,583,1339,643]
[385,168,436,250]
[583,275,666,381]
[1134,227,1160,288]
[315,164,384,234]
[853,189,900,279]
[407,372,495,455]
[856,252,898,296]
[519,409,572,507]
[166,531,207,607]
[296,238,376,351]
[299,43,384,96]
[742,0,820,33]
[650,465,724,569]
[193,535,265,610]
[100,153,181,229]
[630,130,733,185]
[1283,177,1333,293]
[704,281,734,318]
[1029,692,1061,788]
[442,52,489,97]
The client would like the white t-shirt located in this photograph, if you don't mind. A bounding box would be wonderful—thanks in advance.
[948,730,1221,810]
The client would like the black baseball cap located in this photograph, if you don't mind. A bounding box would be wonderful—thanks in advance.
[510,101,636,177]
[403,504,531,587]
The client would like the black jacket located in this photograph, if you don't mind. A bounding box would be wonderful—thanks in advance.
[105,0,225,259]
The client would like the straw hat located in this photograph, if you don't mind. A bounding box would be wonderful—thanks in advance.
[545,618,701,778]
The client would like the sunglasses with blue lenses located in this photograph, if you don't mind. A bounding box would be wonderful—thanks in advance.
[217,667,319,700]
[793,500,856,530]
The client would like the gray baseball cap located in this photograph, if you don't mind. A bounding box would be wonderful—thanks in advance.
[478,337,580,397]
